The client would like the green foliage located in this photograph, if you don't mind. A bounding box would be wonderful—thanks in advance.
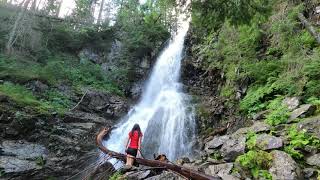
[236,150,273,179]
[35,156,46,167]
[43,90,72,114]
[265,97,290,126]
[0,54,123,95]
[192,0,273,31]
[0,82,54,114]
[246,131,257,150]
[239,85,271,115]
[109,171,123,180]
[0,82,41,107]
[210,151,223,160]
[284,125,320,160]
[303,52,320,97]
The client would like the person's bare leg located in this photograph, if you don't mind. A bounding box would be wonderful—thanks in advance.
[126,155,130,166]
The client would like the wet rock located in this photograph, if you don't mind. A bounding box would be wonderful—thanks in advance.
[26,80,49,93]
[126,170,152,180]
[63,111,109,124]
[255,134,283,150]
[289,104,316,122]
[69,122,95,130]
[234,121,270,135]
[130,81,144,100]
[218,174,240,180]
[306,154,320,167]
[206,135,229,150]
[0,141,47,174]
[252,110,269,121]
[220,135,246,162]
[269,150,302,180]
[204,163,233,176]
[297,116,320,139]
[76,90,128,119]
[176,157,191,165]
[144,171,184,180]
[0,140,47,160]
[0,156,41,173]
[79,48,102,64]
[282,97,300,110]
[303,168,318,179]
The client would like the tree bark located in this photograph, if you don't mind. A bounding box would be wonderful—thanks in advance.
[6,0,32,54]
[96,128,219,180]
[55,0,62,17]
[97,0,105,24]
[298,13,320,44]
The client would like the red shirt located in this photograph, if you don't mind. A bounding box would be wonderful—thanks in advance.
[128,131,143,149]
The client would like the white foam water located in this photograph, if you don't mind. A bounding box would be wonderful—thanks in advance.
[103,10,195,161]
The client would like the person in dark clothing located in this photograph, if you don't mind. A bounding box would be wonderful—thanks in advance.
[125,124,143,167]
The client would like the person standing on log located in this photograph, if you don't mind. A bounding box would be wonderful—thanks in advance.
[125,124,143,168]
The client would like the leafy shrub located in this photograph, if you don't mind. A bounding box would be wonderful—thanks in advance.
[240,85,271,115]
[109,171,123,180]
[265,97,290,126]
[236,150,273,179]
[246,131,258,150]
[284,126,320,160]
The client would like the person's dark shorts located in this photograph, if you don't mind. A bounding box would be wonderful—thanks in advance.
[126,147,138,157]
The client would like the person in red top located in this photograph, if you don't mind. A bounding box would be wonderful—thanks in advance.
[125,124,143,167]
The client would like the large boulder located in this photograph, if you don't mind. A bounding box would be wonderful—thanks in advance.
[220,135,246,162]
[204,163,233,176]
[269,150,302,180]
[297,116,320,139]
[76,90,128,119]
[306,154,320,167]
[282,97,300,110]
[0,141,47,174]
[289,104,316,122]
[255,134,283,150]
[234,121,270,135]
[0,140,47,160]
[0,156,41,173]
[205,135,229,150]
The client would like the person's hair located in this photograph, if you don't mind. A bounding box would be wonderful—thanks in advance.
[131,124,142,137]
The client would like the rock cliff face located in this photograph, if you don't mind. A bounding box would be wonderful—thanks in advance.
[181,28,249,136]
[0,90,128,179]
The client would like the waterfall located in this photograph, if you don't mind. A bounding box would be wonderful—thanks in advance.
[103,12,195,161]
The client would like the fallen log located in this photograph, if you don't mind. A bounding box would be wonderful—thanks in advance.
[96,128,219,180]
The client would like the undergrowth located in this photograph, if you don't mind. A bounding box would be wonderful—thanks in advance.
[284,125,320,160]
[236,150,273,180]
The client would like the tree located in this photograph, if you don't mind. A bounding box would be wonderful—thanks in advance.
[97,0,105,24]
[6,0,32,54]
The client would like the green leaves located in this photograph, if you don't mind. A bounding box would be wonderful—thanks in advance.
[284,125,320,160]
[236,150,273,179]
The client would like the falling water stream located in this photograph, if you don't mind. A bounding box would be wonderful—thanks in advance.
[103,11,195,161]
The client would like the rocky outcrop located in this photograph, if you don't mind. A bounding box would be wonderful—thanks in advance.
[269,150,302,180]
[0,141,47,173]
[220,135,246,162]
[76,90,128,119]
[289,104,316,122]
[306,154,320,167]
[234,121,270,135]
[255,134,283,150]
[282,97,301,110]
[297,116,320,139]
[0,88,129,179]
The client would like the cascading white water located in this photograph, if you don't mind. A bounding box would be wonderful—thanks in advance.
[103,11,195,161]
